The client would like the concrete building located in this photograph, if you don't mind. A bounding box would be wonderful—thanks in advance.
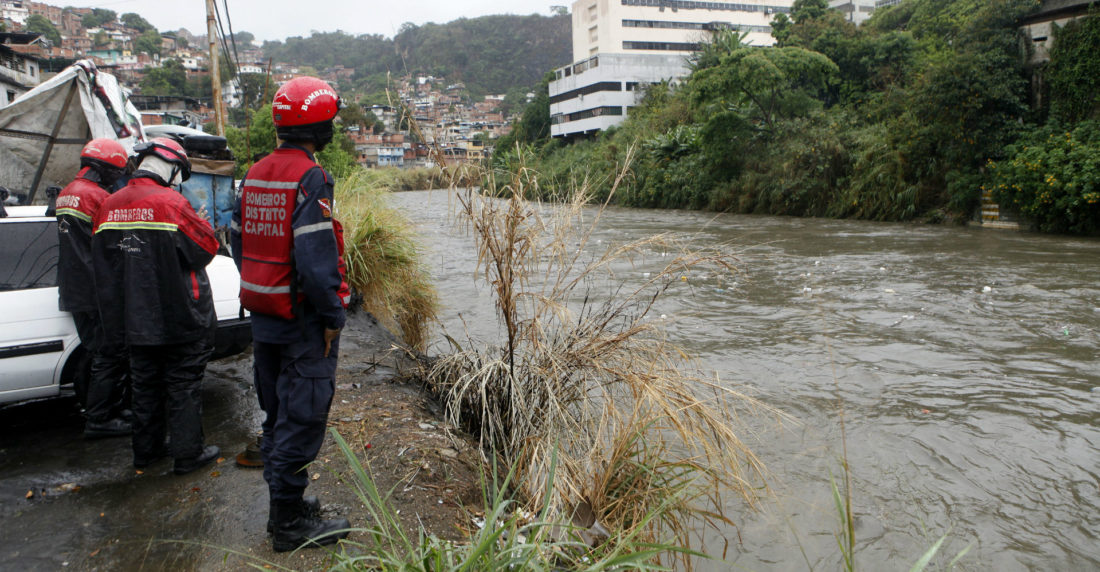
[0,40,41,103]
[1,1,28,26]
[1020,0,1100,66]
[550,52,685,137]
[551,0,794,138]
[829,0,877,25]
[571,0,790,60]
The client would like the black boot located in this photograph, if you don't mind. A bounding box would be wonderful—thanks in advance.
[84,417,132,439]
[173,445,220,475]
[267,496,321,534]
[270,499,349,552]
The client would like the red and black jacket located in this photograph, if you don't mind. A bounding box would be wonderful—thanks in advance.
[92,177,219,346]
[55,168,109,313]
[231,145,348,343]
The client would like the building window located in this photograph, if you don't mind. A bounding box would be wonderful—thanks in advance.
[558,106,625,124]
[588,3,598,21]
[623,41,701,51]
[622,19,771,33]
[619,0,790,14]
[589,26,599,43]
[6,90,15,103]
[550,81,623,105]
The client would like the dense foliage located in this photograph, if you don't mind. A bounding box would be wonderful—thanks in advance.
[260,13,570,98]
[987,121,1100,234]
[501,0,1099,234]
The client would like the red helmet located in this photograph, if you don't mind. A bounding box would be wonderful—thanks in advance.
[272,76,344,127]
[134,137,191,182]
[80,138,128,170]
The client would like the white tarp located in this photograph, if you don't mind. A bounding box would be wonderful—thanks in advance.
[0,60,145,204]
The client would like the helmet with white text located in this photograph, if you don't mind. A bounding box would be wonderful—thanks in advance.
[271,76,345,151]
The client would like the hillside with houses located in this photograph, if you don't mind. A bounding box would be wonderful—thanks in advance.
[0,1,571,168]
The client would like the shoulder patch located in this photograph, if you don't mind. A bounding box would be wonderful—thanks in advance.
[317,198,332,219]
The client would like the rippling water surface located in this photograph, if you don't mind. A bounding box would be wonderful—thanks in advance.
[392,190,1100,571]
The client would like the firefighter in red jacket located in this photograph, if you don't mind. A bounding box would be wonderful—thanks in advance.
[56,138,132,439]
[92,138,221,475]
[230,76,351,552]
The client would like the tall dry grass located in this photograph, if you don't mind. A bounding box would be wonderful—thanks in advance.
[425,149,770,567]
[336,170,439,351]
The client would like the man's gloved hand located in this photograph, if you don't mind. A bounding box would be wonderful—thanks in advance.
[323,328,340,358]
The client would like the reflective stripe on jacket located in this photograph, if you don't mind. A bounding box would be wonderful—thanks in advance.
[56,169,109,312]
[92,178,218,346]
[237,149,313,319]
[231,145,348,341]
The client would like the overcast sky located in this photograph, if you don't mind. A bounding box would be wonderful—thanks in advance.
[57,1,565,42]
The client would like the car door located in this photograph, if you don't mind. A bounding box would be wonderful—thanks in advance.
[0,217,75,403]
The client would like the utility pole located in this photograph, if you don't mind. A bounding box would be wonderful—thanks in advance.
[206,0,224,135]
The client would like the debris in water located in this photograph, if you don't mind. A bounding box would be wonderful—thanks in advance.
[25,490,33,499]
[983,286,993,293]
[884,288,896,294]
[921,409,931,414]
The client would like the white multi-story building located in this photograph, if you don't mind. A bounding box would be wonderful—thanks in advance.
[551,0,794,138]
[829,0,877,25]
[0,1,29,26]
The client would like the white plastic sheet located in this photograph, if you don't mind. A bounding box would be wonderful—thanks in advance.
[0,60,145,203]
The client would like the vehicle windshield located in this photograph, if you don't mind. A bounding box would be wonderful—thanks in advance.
[0,220,58,290]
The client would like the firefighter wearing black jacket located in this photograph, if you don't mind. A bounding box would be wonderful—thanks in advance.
[56,138,131,439]
[231,76,351,552]
[92,138,221,475]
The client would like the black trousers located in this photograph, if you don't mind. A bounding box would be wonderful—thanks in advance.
[129,339,213,461]
[254,327,338,502]
[71,311,129,422]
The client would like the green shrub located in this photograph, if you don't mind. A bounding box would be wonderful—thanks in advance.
[987,121,1100,234]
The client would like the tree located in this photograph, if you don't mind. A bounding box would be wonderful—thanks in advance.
[771,13,793,46]
[135,29,162,56]
[82,8,116,29]
[690,45,839,129]
[792,0,830,24]
[93,30,110,49]
[231,31,255,46]
[141,58,188,95]
[120,12,154,33]
[26,14,61,46]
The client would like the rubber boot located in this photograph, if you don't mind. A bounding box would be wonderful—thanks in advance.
[267,496,321,534]
[84,417,132,439]
[271,499,349,552]
[173,445,220,475]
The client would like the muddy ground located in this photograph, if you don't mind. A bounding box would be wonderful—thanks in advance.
[0,312,483,571]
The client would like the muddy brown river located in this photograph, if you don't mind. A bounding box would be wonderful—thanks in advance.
[394,190,1100,571]
[1,188,1096,570]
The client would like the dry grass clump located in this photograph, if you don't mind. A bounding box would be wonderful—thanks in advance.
[426,150,769,566]
[336,170,439,350]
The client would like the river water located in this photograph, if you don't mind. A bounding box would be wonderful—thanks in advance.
[392,189,1100,571]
